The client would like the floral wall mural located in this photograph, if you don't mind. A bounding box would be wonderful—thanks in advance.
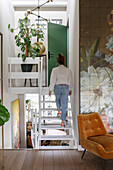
[80,0,113,133]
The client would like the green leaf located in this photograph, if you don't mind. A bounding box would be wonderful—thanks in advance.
[29,35,32,39]
[16,39,21,47]
[31,24,35,27]
[21,46,25,52]
[0,104,10,126]
[0,117,4,126]
[22,54,27,62]
[24,37,29,43]
[23,17,28,23]
[15,35,18,39]
[18,53,20,58]
[18,19,21,23]
[10,28,14,33]
[20,23,24,28]
[36,52,39,57]
[38,34,44,39]
[8,24,10,29]
[26,100,31,104]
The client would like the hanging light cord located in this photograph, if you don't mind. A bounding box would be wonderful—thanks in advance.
[32,0,53,11]
[38,0,39,27]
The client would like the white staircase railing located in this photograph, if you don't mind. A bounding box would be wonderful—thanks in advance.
[31,109,39,149]
[38,56,43,149]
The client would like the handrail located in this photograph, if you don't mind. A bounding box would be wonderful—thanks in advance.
[0,32,4,168]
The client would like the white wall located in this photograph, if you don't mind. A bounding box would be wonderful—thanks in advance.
[0,0,18,149]
[67,0,79,146]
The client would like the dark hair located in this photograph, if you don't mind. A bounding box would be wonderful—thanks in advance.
[57,53,65,65]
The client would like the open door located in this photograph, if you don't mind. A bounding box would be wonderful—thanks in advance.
[48,22,67,85]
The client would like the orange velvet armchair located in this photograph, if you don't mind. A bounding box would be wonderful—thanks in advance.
[78,112,113,170]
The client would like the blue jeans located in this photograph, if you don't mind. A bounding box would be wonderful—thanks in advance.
[54,85,69,121]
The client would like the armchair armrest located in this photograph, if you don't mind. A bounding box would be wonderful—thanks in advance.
[80,138,100,155]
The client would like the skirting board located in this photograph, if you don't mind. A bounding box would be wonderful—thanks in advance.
[78,145,84,151]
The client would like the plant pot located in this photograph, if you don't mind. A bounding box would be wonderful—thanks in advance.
[21,64,33,72]
[21,64,33,87]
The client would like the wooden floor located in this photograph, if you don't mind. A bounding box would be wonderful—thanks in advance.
[0,150,113,170]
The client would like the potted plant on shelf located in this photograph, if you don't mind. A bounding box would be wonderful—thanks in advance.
[8,16,45,86]
[8,16,44,69]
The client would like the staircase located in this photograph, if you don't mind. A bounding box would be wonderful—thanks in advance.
[31,89,76,149]
[8,56,76,149]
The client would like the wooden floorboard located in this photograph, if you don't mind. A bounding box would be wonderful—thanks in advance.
[68,150,85,170]
[11,150,27,170]
[53,150,65,170]
[0,150,113,170]
[33,151,44,170]
[62,150,75,170]
[44,151,53,170]
[21,150,36,170]
[3,150,18,170]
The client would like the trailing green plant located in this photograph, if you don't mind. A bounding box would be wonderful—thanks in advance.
[0,104,10,126]
[8,16,44,62]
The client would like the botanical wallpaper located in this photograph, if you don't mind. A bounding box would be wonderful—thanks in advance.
[80,0,113,132]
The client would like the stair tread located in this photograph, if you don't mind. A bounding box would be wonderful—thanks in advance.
[40,135,74,140]
[41,108,71,111]
[39,146,76,149]
[41,101,71,103]
[41,117,72,120]
[41,125,72,129]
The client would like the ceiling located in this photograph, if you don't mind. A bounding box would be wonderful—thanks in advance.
[12,0,68,11]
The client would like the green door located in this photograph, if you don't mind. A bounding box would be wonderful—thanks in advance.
[48,22,67,85]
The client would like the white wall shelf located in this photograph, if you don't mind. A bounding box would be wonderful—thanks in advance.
[8,72,39,79]
[8,87,49,94]
[8,57,48,94]
[8,57,40,64]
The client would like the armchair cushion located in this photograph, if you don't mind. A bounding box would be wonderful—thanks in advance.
[88,134,113,151]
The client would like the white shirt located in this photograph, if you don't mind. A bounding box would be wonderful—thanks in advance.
[49,65,73,91]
